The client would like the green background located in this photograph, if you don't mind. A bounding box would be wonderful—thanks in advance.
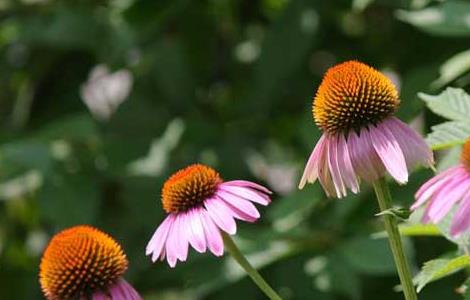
[0,0,469,299]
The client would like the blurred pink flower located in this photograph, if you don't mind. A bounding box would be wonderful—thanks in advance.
[146,164,271,267]
[412,138,470,236]
[299,61,433,198]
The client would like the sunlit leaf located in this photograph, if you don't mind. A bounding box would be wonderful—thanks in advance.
[414,255,470,292]
[396,1,470,37]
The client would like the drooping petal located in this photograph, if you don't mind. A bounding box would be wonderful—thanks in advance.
[424,175,470,223]
[348,129,380,183]
[218,190,260,219]
[369,123,408,184]
[218,184,270,205]
[216,195,258,222]
[146,214,174,262]
[107,279,142,300]
[299,134,327,189]
[222,180,272,194]
[200,210,224,256]
[186,208,207,253]
[385,117,434,169]
[451,190,470,236]
[165,216,180,267]
[327,135,347,198]
[204,197,237,234]
[412,166,464,210]
[175,213,189,262]
[92,292,108,300]
[337,133,360,194]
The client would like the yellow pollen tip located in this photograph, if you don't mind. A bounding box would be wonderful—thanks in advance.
[461,138,470,171]
[313,60,400,134]
[39,225,128,300]
[162,164,222,213]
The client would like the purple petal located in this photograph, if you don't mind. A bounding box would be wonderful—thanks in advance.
[176,213,189,262]
[218,184,271,205]
[425,175,470,223]
[165,216,180,267]
[146,215,174,262]
[349,129,384,183]
[451,191,470,236]
[299,134,327,189]
[337,133,359,194]
[218,190,260,219]
[369,123,408,184]
[92,292,108,300]
[216,195,258,222]
[200,210,224,256]
[222,180,272,194]
[327,135,347,198]
[385,117,434,168]
[108,279,142,300]
[186,208,207,253]
[204,197,237,234]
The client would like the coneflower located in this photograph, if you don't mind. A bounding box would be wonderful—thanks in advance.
[39,225,141,300]
[299,61,433,197]
[412,138,470,236]
[299,61,431,300]
[146,164,281,300]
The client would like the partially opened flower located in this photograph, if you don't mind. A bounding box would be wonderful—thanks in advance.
[299,61,433,197]
[146,164,272,267]
[40,225,141,300]
[412,138,470,236]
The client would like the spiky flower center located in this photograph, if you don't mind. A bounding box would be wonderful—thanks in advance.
[39,226,128,300]
[313,61,400,134]
[461,138,470,171]
[162,164,222,213]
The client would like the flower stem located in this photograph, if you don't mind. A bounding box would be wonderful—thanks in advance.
[222,233,282,300]
[372,178,417,300]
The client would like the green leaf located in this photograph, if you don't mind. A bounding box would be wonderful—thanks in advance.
[419,88,470,149]
[375,207,411,220]
[419,88,470,122]
[414,255,470,292]
[400,224,442,237]
[396,1,470,37]
[432,49,470,88]
[425,121,470,150]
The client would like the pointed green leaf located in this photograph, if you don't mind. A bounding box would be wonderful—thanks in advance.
[419,88,470,122]
[414,255,470,292]
[425,121,470,150]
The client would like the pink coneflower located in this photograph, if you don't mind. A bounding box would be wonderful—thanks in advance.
[39,225,141,300]
[146,164,272,267]
[412,138,470,236]
[299,61,433,197]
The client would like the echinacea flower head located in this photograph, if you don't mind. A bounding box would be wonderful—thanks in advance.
[146,164,272,267]
[412,138,470,236]
[39,225,141,300]
[299,61,433,198]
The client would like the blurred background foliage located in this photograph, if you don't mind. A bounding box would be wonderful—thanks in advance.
[0,0,469,299]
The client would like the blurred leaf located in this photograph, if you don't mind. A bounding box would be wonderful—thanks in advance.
[396,1,470,37]
[420,88,470,149]
[399,224,442,237]
[338,237,401,275]
[437,145,462,172]
[414,255,470,292]
[433,48,470,88]
[376,207,411,221]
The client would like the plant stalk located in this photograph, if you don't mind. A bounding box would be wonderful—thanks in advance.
[373,178,418,300]
[222,233,282,300]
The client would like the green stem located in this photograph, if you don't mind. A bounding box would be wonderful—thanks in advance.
[372,178,418,300]
[222,233,282,300]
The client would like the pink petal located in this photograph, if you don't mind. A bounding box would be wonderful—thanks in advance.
[385,117,434,168]
[186,208,207,253]
[216,195,258,222]
[218,190,260,219]
[165,216,180,267]
[92,292,108,300]
[369,123,408,184]
[176,213,189,262]
[425,175,470,223]
[204,197,237,234]
[327,135,347,198]
[349,128,383,183]
[299,134,327,189]
[218,184,270,205]
[412,166,464,210]
[451,190,470,236]
[337,133,360,194]
[108,279,142,300]
[222,180,272,194]
[146,214,174,262]
[200,210,224,256]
